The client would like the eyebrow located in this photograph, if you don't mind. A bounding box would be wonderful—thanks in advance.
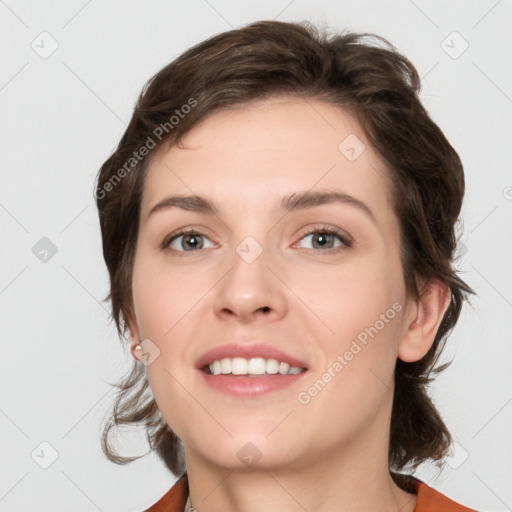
[146,190,376,223]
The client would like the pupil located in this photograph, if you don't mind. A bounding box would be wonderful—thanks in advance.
[184,234,201,250]
[314,233,332,248]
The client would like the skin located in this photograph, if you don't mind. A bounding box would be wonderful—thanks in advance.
[128,96,451,512]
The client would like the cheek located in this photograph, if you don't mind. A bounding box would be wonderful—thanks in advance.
[131,256,204,436]
[296,270,404,431]
[294,255,406,402]
[131,252,208,340]
[296,259,405,341]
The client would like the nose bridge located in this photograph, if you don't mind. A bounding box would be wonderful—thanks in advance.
[213,227,287,320]
[227,205,272,268]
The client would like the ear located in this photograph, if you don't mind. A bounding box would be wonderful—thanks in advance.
[126,311,144,363]
[398,279,451,363]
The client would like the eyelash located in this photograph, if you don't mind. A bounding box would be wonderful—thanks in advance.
[161,225,353,256]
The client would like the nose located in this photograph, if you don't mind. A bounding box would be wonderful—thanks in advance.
[213,241,288,324]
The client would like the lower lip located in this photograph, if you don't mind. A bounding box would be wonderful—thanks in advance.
[198,370,308,397]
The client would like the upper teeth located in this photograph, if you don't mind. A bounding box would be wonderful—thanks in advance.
[208,357,305,376]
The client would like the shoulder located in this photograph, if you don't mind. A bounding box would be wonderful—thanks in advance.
[144,472,188,512]
[393,473,479,512]
[416,481,479,512]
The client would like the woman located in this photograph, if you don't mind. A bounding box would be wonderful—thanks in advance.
[95,20,477,511]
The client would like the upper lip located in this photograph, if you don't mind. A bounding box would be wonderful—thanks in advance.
[195,343,309,370]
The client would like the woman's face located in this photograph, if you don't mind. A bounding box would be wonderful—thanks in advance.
[130,96,415,471]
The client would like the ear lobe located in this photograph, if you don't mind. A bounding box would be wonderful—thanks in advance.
[126,313,143,362]
[398,280,451,363]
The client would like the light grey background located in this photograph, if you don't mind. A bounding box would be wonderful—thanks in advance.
[1,1,511,511]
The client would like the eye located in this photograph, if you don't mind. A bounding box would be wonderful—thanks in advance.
[161,228,215,253]
[295,226,352,251]
[161,225,353,255]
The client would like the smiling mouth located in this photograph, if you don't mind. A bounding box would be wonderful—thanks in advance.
[198,356,308,397]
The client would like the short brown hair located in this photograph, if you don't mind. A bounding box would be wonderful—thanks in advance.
[95,19,474,476]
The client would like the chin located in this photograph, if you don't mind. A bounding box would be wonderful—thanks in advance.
[192,433,300,471]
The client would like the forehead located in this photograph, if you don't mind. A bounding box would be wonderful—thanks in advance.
[141,96,394,222]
